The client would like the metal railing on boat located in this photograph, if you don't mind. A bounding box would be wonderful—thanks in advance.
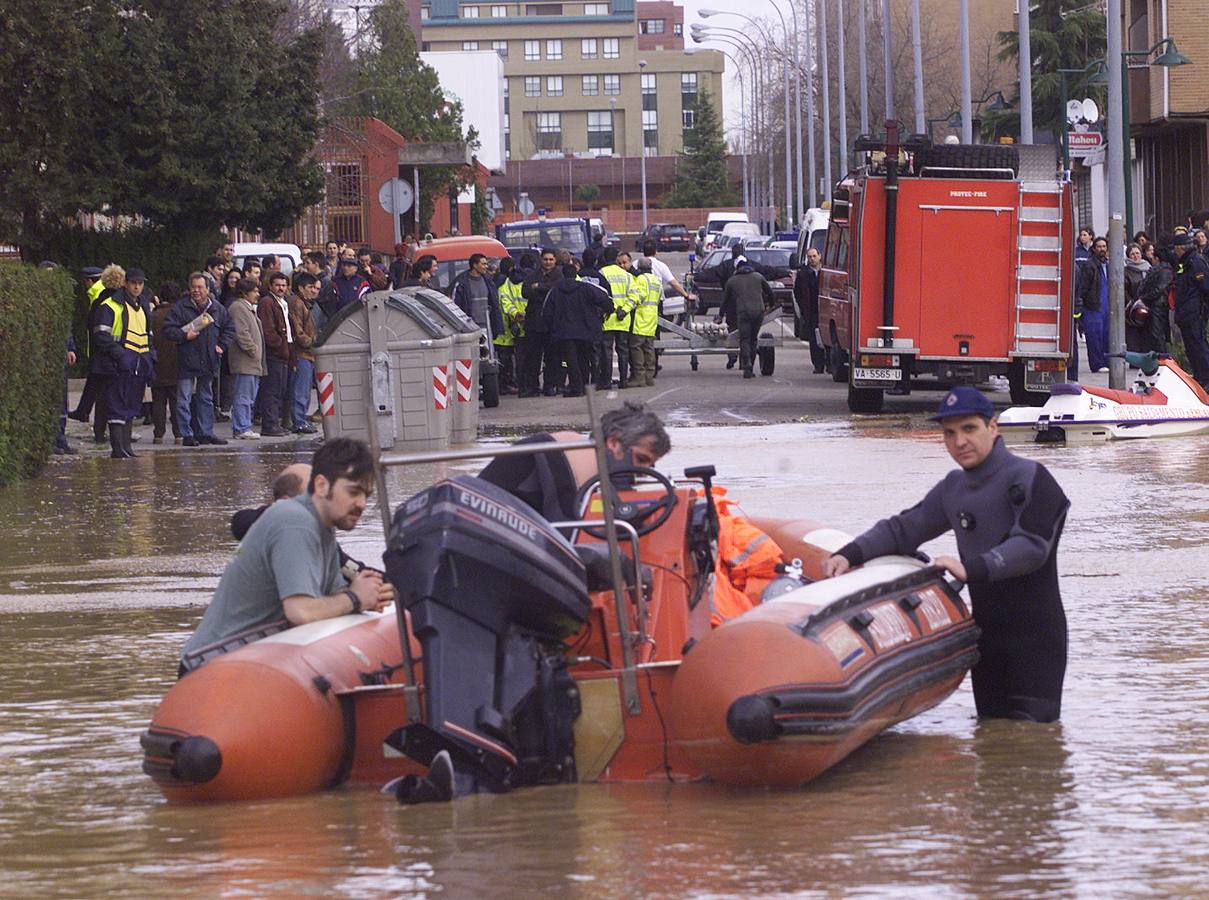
[363,385,649,717]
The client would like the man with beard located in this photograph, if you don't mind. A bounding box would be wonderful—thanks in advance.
[179,438,394,676]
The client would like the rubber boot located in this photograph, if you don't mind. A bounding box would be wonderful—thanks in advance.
[94,421,108,444]
[123,422,139,458]
[109,426,129,459]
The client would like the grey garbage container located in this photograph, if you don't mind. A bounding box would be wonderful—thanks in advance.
[403,287,484,444]
[313,291,455,451]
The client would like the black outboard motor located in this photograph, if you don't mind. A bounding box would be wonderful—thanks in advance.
[382,475,590,792]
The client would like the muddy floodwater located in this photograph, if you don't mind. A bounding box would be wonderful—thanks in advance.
[3,424,1209,897]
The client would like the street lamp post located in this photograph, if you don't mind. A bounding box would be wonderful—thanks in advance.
[639,59,649,231]
[701,7,793,228]
[693,29,763,221]
[820,0,832,195]
[837,0,848,178]
[1107,0,1125,389]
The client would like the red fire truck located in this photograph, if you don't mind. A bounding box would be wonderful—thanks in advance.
[816,125,1075,413]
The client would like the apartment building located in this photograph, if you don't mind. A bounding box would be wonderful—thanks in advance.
[418,0,724,162]
[1126,0,1209,231]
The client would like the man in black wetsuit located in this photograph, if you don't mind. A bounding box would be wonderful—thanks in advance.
[822,387,1070,723]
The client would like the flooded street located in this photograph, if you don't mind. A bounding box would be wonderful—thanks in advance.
[3,422,1209,897]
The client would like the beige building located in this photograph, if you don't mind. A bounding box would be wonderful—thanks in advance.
[419,0,724,161]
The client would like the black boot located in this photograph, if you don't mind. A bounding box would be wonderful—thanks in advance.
[109,426,129,459]
[122,423,139,458]
[94,422,108,444]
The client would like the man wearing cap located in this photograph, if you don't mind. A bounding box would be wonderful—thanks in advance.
[821,386,1071,723]
[1172,232,1209,387]
[318,255,370,321]
[91,268,156,458]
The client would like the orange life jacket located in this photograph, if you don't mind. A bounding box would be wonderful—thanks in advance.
[705,487,785,627]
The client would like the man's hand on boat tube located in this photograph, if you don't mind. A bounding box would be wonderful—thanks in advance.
[351,569,391,612]
[821,555,850,578]
[932,555,967,582]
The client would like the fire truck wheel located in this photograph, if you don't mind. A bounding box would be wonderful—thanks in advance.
[847,385,885,414]
[481,371,500,408]
[758,346,775,376]
[830,343,849,383]
[1008,361,1049,407]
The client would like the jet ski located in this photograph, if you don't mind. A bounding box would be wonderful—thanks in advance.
[998,351,1209,444]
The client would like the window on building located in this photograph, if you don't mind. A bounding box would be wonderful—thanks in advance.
[642,109,657,129]
[603,73,620,95]
[524,39,540,60]
[420,5,430,18]
[421,41,431,51]
[537,112,562,150]
[546,39,562,60]
[491,3,507,14]
[463,40,479,50]
[603,38,620,59]
[582,75,599,96]
[681,72,697,96]
[493,39,508,58]
[525,75,541,96]
[682,107,695,129]
[587,110,613,155]
[462,5,480,16]
[644,128,658,154]
[584,2,609,13]
[673,22,682,36]
[641,72,656,111]
[526,3,562,13]
[581,38,597,59]
[504,131,511,159]
[639,19,665,34]
[546,75,563,96]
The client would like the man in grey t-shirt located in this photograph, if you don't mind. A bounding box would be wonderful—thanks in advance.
[180,438,392,673]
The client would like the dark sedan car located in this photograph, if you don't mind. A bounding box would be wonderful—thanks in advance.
[689,247,795,313]
[635,223,692,252]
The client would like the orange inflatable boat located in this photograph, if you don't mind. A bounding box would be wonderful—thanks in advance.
[143,466,978,803]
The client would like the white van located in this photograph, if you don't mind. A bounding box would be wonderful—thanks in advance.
[231,242,303,277]
[794,208,830,266]
[700,211,751,253]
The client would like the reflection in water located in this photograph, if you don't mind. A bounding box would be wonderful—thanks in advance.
[2,429,1208,895]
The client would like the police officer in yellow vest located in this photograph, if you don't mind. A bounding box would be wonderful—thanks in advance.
[494,257,523,395]
[92,268,156,458]
[597,247,640,389]
[630,256,662,387]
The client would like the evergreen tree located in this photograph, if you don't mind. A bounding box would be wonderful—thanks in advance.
[664,89,735,209]
[984,0,1106,141]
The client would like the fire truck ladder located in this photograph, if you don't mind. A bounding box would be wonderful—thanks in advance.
[1014,179,1064,356]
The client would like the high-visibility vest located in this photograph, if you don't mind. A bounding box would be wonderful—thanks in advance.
[497,277,526,342]
[702,486,784,627]
[600,264,637,332]
[87,279,105,306]
[98,296,150,354]
[631,272,662,337]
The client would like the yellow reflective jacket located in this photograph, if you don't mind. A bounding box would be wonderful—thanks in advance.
[600,264,638,332]
[631,272,661,337]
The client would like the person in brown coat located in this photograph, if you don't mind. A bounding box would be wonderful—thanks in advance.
[288,272,320,434]
[228,278,267,438]
[150,283,182,443]
[257,271,294,436]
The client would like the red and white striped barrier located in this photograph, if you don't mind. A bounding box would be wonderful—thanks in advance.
[317,372,335,416]
[433,364,450,410]
[455,359,473,403]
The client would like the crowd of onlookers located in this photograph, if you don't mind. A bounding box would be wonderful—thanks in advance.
[57,233,769,456]
[1073,217,1209,387]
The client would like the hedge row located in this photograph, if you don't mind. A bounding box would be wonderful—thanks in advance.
[0,263,75,486]
[24,224,222,374]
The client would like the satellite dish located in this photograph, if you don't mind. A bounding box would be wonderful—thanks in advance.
[1081,98,1100,124]
[1066,100,1084,124]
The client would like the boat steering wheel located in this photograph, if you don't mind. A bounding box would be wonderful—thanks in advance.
[575,467,678,539]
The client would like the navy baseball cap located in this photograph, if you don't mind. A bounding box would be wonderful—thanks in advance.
[82,266,103,277]
[929,386,995,421]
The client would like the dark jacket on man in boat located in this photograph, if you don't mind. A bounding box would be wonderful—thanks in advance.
[834,437,1070,724]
